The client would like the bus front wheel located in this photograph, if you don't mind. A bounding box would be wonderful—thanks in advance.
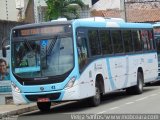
[90,83,101,106]
[37,102,51,112]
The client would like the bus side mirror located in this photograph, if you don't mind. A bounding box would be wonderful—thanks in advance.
[2,45,10,57]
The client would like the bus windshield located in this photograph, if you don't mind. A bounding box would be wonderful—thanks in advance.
[11,28,74,78]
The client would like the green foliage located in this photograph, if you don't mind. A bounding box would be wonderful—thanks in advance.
[45,0,84,21]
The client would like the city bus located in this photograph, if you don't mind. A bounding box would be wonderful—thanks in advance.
[4,17,158,111]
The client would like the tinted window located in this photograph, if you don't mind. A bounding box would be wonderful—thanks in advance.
[99,30,113,54]
[141,30,149,50]
[77,28,88,70]
[122,30,133,52]
[148,31,155,50]
[88,30,101,56]
[132,30,142,51]
[111,30,123,53]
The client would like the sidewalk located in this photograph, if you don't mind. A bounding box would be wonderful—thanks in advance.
[0,103,38,119]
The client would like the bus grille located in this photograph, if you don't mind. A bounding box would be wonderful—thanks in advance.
[25,93,61,102]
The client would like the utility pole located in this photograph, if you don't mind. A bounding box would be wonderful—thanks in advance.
[120,0,127,21]
[38,0,42,22]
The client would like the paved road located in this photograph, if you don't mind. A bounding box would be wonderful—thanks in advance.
[18,82,160,120]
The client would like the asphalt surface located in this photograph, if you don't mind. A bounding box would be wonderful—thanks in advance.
[17,82,160,120]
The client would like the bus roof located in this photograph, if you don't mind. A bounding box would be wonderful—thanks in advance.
[13,17,153,30]
[153,23,160,27]
[72,17,152,29]
[13,21,72,30]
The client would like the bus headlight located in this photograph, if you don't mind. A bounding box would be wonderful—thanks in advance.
[11,82,21,93]
[64,76,76,89]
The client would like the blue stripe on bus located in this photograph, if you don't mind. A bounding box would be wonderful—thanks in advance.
[106,58,116,90]
[123,56,129,88]
[148,59,153,63]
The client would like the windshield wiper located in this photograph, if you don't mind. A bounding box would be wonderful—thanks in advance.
[47,34,62,56]
[47,38,57,56]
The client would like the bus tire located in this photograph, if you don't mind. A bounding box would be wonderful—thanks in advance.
[135,72,143,94]
[126,72,143,94]
[37,102,51,112]
[90,82,101,106]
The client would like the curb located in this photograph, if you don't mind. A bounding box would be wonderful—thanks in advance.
[0,101,74,119]
[0,105,38,119]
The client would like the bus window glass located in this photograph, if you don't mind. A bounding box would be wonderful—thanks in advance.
[141,30,149,50]
[111,30,123,53]
[132,30,142,51]
[99,30,113,54]
[88,30,101,56]
[149,31,155,50]
[77,29,88,70]
[122,30,133,52]
[146,31,151,50]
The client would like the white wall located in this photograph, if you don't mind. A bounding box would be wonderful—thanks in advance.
[0,0,31,21]
[82,0,92,8]
[91,0,120,10]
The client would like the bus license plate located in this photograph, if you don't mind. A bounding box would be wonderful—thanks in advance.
[38,98,50,102]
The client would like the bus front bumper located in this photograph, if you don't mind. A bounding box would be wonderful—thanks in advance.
[12,84,81,104]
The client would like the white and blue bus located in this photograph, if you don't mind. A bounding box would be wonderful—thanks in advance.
[5,17,158,111]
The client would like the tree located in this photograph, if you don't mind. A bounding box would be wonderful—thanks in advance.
[45,0,84,20]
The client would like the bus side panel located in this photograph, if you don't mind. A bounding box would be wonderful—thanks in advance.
[143,53,158,83]
[127,54,144,87]
[106,56,128,90]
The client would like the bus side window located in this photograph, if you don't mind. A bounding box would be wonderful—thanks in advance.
[141,30,149,51]
[148,31,155,50]
[122,30,133,53]
[77,29,88,70]
[99,30,113,54]
[111,30,123,53]
[132,30,142,52]
[146,30,151,50]
[88,30,101,56]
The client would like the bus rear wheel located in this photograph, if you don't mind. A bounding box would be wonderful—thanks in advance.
[126,72,143,94]
[134,72,143,94]
[90,83,101,106]
[37,102,51,112]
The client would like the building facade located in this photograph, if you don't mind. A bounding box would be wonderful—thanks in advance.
[90,0,160,23]
[0,0,19,21]
[0,0,31,22]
